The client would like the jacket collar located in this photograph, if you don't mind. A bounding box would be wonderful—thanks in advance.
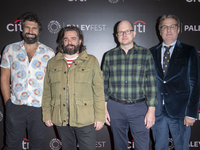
[155,40,182,78]
[55,50,89,61]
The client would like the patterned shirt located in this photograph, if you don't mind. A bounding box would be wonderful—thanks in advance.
[1,41,55,107]
[103,42,157,106]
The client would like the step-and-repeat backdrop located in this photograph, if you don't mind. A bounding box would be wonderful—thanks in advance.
[0,0,200,150]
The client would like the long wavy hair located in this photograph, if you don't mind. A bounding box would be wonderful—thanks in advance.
[56,26,86,53]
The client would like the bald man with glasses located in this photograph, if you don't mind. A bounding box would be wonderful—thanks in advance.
[102,20,157,150]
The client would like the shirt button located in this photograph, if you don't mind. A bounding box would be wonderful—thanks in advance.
[63,120,66,122]
[63,87,65,90]
[163,81,166,84]
[63,104,65,106]
[84,103,87,106]
[54,69,56,71]
[64,71,66,74]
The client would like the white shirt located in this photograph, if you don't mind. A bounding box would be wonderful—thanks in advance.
[1,41,55,107]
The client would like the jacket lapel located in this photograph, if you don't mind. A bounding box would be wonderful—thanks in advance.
[155,45,164,78]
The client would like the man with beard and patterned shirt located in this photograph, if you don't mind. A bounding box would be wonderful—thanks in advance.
[1,12,55,150]
[42,26,105,150]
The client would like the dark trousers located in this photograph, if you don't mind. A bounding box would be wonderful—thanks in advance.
[151,108,191,150]
[4,99,47,150]
[56,124,96,150]
[107,99,149,150]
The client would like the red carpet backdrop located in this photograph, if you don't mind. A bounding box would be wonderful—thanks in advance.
[0,0,200,149]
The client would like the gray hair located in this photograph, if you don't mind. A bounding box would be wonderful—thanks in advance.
[159,15,180,31]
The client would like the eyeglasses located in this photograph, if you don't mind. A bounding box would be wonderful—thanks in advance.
[117,30,134,36]
[161,24,178,31]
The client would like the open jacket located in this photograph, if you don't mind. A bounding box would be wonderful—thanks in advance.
[150,40,200,118]
[42,51,105,127]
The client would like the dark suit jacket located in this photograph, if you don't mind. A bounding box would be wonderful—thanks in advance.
[150,40,200,118]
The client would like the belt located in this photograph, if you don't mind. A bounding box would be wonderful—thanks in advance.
[109,96,145,104]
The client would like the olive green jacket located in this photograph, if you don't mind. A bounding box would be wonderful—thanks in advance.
[42,51,105,127]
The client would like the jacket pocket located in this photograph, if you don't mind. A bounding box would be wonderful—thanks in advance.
[76,100,94,124]
[75,67,92,83]
[49,67,62,83]
[50,99,62,124]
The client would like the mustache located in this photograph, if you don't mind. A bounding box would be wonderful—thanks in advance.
[66,44,75,47]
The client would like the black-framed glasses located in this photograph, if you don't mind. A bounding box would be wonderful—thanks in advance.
[117,30,134,36]
[161,24,178,31]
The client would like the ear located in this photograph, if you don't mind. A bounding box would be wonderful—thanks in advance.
[79,39,82,45]
[116,33,118,38]
[133,30,136,38]
[178,27,180,34]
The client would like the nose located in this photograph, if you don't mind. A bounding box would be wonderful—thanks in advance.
[167,26,171,32]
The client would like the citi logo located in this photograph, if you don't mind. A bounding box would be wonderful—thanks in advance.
[7,19,22,32]
[128,139,135,149]
[133,20,146,33]
[186,0,200,2]
[22,138,29,150]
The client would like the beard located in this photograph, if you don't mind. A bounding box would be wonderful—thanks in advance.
[63,44,80,55]
[22,33,39,44]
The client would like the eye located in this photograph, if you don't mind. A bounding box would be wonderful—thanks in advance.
[162,26,167,30]
[171,25,174,28]
[126,30,130,34]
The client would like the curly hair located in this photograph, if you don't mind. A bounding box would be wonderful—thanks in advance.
[20,12,42,33]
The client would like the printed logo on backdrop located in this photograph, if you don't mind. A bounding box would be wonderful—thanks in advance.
[0,111,3,122]
[48,21,61,34]
[184,24,200,32]
[109,0,124,3]
[186,0,200,2]
[96,141,106,148]
[6,19,22,32]
[48,21,106,34]
[128,139,135,149]
[190,141,200,147]
[168,138,174,150]
[133,20,146,33]
[49,138,62,150]
[22,138,29,150]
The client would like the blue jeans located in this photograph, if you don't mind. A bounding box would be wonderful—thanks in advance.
[151,108,191,150]
[107,99,149,150]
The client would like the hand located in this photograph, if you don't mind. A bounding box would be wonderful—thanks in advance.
[144,107,155,129]
[94,121,104,130]
[184,116,196,127]
[45,120,53,127]
[105,102,111,126]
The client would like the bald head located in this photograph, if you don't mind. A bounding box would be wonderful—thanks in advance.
[117,20,134,32]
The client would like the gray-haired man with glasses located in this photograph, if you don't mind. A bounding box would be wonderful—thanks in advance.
[150,15,200,150]
[102,20,157,150]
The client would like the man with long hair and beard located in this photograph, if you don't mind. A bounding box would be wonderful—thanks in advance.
[1,12,54,150]
[42,26,105,150]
